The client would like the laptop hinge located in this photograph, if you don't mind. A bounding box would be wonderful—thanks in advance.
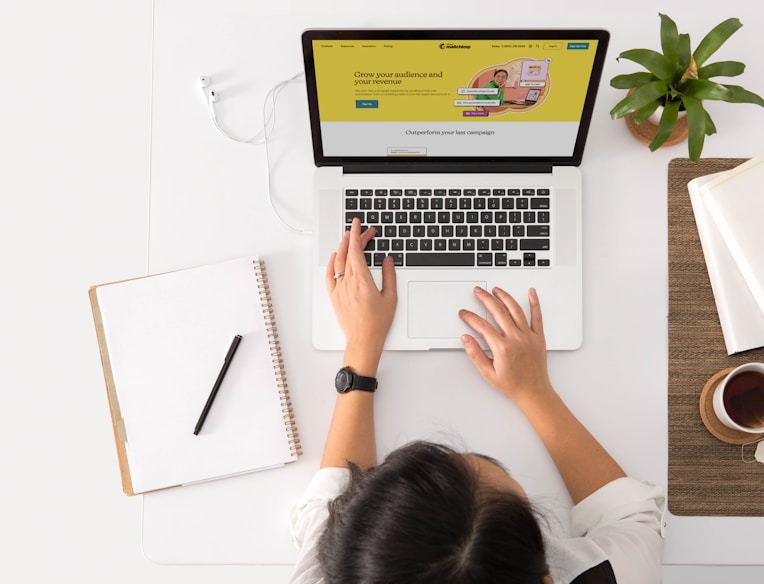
[342,162,555,175]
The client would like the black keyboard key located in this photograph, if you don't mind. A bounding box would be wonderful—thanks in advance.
[538,259,551,267]
[390,252,404,266]
[464,189,476,196]
[523,252,536,266]
[413,225,426,237]
[376,239,390,251]
[509,259,522,266]
[375,189,388,196]
[522,188,536,196]
[517,198,529,209]
[419,189,432,196]
[495,253,507,266]
[345,198,358,210]
[470,225,482,237]
[456,225,468,237]
[404,189,418,196]
[346,211,364,223]
[390,189,403,196]
[527,225,549,237]
[474,198,486,209]
[502,198,515,210]
[463,239,476,251]
[403,198,415,210]
[361,189,373,196]
[520,239,550,250]
[374,198,386,210]
[448,239,461,250]
[420,239,433,251]
[477,253,493,266]
[406,253,475,266]
[346,189,359,196]
[434,239,447,251]
[384,225,397,237]
[538,212,550,223]
[392,240,404,251]
[389,198,401,210]
[417,198,429,209]
[360,198,372,210]
[406,239,418,251]
[381,212,393,223]
[448,189,462,196]
[537,188,550,196]
[427,225,440,237]
[466,212,479,223]
[477,239,490,251]
[434,189,447,196]
[531,198,550,209]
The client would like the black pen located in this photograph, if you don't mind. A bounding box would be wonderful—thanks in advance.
[194,334,242,435]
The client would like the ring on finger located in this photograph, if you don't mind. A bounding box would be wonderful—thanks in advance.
[333,271,345,280]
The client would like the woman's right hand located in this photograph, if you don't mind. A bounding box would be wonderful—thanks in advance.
[458,286,553,407]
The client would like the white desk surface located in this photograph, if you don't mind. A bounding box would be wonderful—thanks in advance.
[6,1,764,582]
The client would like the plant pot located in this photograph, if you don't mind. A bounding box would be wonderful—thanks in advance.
[625,107,688,147]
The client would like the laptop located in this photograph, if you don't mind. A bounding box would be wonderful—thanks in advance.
[510,88,542,106]
[302,29,609,351]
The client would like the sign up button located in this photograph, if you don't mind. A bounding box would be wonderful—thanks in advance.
[356,100,379,108]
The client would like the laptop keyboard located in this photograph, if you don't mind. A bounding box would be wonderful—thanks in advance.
[344,187,552,268]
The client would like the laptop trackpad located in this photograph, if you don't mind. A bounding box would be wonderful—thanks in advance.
[408,281,487,339]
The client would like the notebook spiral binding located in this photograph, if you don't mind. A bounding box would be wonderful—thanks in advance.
[254,259,303,456]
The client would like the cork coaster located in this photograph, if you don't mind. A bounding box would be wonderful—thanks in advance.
[699,368,763,444]
[625,112,688,146]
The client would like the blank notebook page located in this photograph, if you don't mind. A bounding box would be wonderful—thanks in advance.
[96,258,296,494]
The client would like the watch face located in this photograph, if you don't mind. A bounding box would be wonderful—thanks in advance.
[335,368,352,393]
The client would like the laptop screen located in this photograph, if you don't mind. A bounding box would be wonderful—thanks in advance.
[302,29,609,168]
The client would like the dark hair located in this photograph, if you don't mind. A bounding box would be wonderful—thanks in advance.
[318,441,549,584]
[494,69,508,76]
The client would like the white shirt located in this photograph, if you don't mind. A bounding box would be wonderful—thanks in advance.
[288,468,664,584]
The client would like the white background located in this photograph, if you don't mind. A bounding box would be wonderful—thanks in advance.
[3,0,764,582]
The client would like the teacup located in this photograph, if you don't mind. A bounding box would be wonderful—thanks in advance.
[712,363,764,434]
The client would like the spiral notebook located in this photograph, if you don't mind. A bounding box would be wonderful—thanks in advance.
[89,257,301,496]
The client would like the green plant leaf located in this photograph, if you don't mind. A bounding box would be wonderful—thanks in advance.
[698,61,745,79]
[704,109,718,136]
[659,13,679,64]
[693,18,742,67]
[676,34,692,81]
[649,99,681,151]
[617,49,675,80]
[610,72,655,89]
[716,84,764,106]
[682,79,764,106]
[682,95,706,162]
[609,80,669,119]
[634,100,661,124]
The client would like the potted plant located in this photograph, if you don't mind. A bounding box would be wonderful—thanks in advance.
[609,14,764,161]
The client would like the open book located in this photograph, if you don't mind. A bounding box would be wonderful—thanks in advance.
[89,257,301,495]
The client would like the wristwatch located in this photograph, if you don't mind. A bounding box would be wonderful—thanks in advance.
[335,366,378,393]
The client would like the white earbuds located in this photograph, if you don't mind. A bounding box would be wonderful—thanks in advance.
[198,75,217,105]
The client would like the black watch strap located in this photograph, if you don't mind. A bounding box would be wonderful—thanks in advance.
[335,366,378,393]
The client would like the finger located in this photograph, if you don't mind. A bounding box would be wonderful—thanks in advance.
[528,288,545,337]
[325,252,338,292]
[334,229,350,276]
[492,286,530,330]
[472,286,518,334]
[345,218,367,276]
[380,255,398,301]
[459,308,502,345]
[460,334,496,380]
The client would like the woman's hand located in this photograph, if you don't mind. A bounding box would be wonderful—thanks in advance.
[459,286,553,407]
[325,218,397,375]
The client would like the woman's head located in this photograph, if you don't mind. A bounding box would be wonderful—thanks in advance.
[493,69,509,86]
[318,441,549,584]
